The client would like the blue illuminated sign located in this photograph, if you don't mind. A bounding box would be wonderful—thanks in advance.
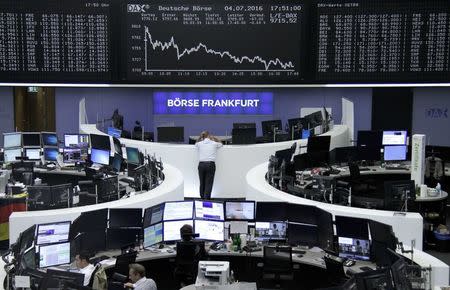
[153,92,273,115]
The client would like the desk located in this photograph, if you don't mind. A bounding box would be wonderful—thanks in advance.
[8,163,184,245]
[81,124,350,198]
[246,162,449,287]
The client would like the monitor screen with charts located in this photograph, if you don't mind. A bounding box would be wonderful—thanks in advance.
[194,220,224,241]
[37,221,71,245]
[64,134,89,149]
[163,220,193,242]
[195,200,224,221]
[3,133,22,148]
[225,201,255,221]
[42,133,58,147]
[143,203,164,227]
[163,201,193,221]
[43,147,59,162]
[338,237,371,261]
[143,223,163,248]
[25,148,41,160]
[38,242,70,268]
[384,145,407,161]
[4,148,22,162]
[382,131,407,145]
[255,222,287,241]
[63,148,86,163]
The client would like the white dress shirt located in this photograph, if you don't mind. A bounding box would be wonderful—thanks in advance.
[133,277,157,290]
[79,263,95,286]
[196,138,223,162]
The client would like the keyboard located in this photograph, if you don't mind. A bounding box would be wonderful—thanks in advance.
[385,166,408,170]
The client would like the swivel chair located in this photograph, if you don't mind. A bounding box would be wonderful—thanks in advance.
[113,251,137,276]
[348,162,377,195]
[174,241,205,287]
[259,245,294,289]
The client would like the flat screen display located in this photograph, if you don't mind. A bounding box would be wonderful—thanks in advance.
[4,148,22,162]
[143,223,163,248]
[384,145,407,161]
[90,148,110,165]
[338,237,371,261]
[163,220,193,242]
[42,133,58,147]
[382,131,407,146]
[38,242,70,268]
[225,201,255,221]
[194,220,224,241]
[37,221,71,245]
[43,147,59,161]
[195,200,224,221]
[23,133,41,147]
[255,221,286,241]
[4,133,22,148]
[126,147,140,165]
[163,201,193,221]
[25,148,41,160]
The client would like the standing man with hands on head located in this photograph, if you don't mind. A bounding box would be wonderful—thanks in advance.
[196,131,223,199]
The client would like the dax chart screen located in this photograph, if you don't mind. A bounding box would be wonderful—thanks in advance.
[124,0,306,84]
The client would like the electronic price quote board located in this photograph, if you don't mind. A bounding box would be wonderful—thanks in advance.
[123,0,306,84]
[0,0,112,82]
[313,0,450,82]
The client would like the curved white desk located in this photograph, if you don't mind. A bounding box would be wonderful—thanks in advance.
[9,164,184,244]
[81,124,349,198]
[246,162,449,287]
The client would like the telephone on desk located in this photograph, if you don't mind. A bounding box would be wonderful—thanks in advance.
[210,241,225,251]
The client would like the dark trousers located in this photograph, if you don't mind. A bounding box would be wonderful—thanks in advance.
[198,161,216,199]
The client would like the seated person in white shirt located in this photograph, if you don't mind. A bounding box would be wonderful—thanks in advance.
[124,263,157,290]
[75,251,96,286]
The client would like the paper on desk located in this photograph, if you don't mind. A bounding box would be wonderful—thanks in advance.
[230,221,248,234]
[309,247,323,253]
[15,276,31,288]
[100,258,116,266]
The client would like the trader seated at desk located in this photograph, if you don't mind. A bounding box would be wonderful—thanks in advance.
[75,251,96,286]
[124,263,157,290]
[174,224,206,287]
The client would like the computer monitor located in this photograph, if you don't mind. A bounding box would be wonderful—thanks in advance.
[195,200,224,221]
[287,118,305,138]
[354,269,392,290]
[307,136,331,153]
[194,220,224,241]
[113,137,122,155]
[106,228,140,250]
[126,147,140,165]
[90,134,111,150]
[256,202,287,222]
[384,180,416,211]
[391,258,412,290]
[384,145,407,161]
[38,242,70,268]
[24,148,41,160]
[143,203,164,227]
[368,220,396,248]
[108,127,122,138]
[255,222,286,241]
[27,186,52,209]
[72,230,106,255]
[287,223,318,247]
[338,237,371,261]
[357,131,383,148]
[304,111,323,128]
[382,131,407,146]
[70,208,108,235]
[51,184,72,208]
[112,153,123,172]
[4,148,22,162]
[109,208,143,228]
[163,220,194,242]
[163,201,194,221]
[335,216,369,240]
[41,132,58,147]
[316,208,334,251]
[233,123,256,129]
[90,148,110,165]
[44,269,84,288]
[19,246,36,270]
[43,147,59,162]
[231,128,256,144]
[143,223,163,248]
[302,129,311,139]
[261,120,282,137]
[62,148,83,163]
[64,134,89,149]
[224,201,255,221]
[329,146,358,165]
[275,148,293,167]
[157,126,184,143]
[22,133,41,147]
[287,203,317,225]
[36,221,71,245]
[3,132,22,148]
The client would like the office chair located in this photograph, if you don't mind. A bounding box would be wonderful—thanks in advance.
[324,255,348,286]
[259,245,294,289]
[77,180,97,205]
[174,241,205,287]
[113,251,137,276]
